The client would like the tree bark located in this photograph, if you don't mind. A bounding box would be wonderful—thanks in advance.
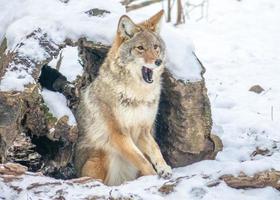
[176,0,185,25]
[156,59,222,167]
[0,30,78,179]
[167,0,172,22]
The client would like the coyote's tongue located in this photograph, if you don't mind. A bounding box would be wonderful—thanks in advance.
[142,66,153,83]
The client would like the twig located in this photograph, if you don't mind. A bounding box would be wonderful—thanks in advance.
[27,182,62,190]
[185,0,209,21]
[121,0,139,6]
[55,51,63,71]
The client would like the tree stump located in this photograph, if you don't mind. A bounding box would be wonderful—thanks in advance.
[156,63,222,167]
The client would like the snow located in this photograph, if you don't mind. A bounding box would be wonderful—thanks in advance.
[48,46,83,82]
[186,0,280,177]
[161,24,202,81]
[17,37,50,62]
[0,65,35,91]
[1,0,124,47]
[0,0,201,92]
[41,88,76,125]
[40,46,82,124]
[1,0,280,199]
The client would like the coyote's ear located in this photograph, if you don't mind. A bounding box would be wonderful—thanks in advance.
[145,10,164,33]
[118,15,138,39]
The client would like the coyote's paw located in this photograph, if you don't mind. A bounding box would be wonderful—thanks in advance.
[155,163,172,179]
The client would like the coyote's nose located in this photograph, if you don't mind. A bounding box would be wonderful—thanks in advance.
[155,59,162,66]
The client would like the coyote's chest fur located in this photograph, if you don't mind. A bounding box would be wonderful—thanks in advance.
[74,10,172,186]
[116,93,159,141]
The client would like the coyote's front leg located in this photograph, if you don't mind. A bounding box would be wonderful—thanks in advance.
[111,131,156,176]
[101,102,156,176]
[138,131,172,179]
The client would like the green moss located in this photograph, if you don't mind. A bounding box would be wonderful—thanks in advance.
[41,103,57,124]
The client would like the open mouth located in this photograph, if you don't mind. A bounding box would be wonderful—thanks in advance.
[142,66,153,84]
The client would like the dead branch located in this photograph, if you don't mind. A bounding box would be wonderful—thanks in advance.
[185,0,209,21]
[126,0,161,12]
[66,176,97,184]
[121,0,140,6]
[27,181,62,190]
[55,51,63,71]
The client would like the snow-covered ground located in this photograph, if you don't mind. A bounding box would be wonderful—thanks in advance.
[1,0,280,199]
[186,0,280,173]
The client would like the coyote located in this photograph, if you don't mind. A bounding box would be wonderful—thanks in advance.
[74,10,172,186]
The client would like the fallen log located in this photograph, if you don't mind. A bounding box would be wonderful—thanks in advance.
[221,170,280,190]
[0,29,78,179]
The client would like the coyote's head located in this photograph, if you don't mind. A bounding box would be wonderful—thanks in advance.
[111,10,165,85]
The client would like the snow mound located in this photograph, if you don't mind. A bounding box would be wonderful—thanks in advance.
[0,0,202,92]
[41,89,76,125]
[0,65,35,91]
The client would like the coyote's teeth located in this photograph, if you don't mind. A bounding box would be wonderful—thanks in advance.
[142,66,153,84]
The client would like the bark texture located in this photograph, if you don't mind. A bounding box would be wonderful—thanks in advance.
[156,67,222,167]
[0,30,78,179]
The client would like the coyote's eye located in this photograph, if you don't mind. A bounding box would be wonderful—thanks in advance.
[136,46,144,51]
[154,44,159,50]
